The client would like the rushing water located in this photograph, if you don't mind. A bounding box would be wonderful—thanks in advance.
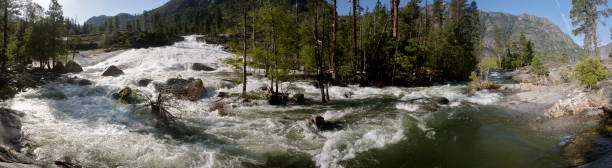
[5,36,568,168]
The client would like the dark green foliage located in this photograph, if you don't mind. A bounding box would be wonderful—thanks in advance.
[501,33,535,70]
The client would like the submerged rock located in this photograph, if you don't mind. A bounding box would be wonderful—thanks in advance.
[78,79,93,86]
[191,63,215,71]
[40,89,67,100]
[136,79,153,87]
[101,66,124,77]
[268,92,288,105]
[408,97,450,111]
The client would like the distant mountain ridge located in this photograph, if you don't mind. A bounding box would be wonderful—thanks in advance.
[84,0,582,63]
[84,13,135,29]
[479,12,582,63]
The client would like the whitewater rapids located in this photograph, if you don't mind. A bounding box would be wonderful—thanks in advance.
[3,36,560,168]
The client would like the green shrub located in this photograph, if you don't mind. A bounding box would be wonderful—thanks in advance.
[529,56,548,76]
[574,57,609,88]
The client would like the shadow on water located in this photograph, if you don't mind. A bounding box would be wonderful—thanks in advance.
[339,104,567,168]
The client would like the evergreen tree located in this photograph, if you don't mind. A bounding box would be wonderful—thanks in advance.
[570,0,610,58]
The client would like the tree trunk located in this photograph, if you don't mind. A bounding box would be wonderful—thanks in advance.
[331,0,337,80]
[352,0,360,73]
[314,1,327,103]
[392,0,399,39]
[1,0,8,72]
[592,17,599,59]
[242,5,248,96]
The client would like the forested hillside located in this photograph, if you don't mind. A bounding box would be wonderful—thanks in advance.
[479,12,582,63]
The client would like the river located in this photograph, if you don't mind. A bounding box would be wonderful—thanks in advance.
[4,36,568,168]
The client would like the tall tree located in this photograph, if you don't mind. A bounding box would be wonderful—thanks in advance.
[242,3,248,96]
[0,0,15,71]
[331,0,337,80]
[392,0,399,39]
[47,0,65,68]
[570,0,610,58]
[352,0,360,72]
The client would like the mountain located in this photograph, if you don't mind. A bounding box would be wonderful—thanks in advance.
[84,13,135,29]
[479,12,582,63]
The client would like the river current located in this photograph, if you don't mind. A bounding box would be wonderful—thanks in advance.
[4,36,567,168]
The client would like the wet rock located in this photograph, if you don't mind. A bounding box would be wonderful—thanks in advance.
[431,97,450,105]
[208,102,225,113]
[63,61,83,73]
[218,92,229,98]
[54,161,82,168]
[136,79,153,87]
[308,116,342,131]
[101,66,124,77]
[156,78,206,101]
[112,87,141,104]
[0,109,22,151]
[343,91,354,98]
[78,79,93,86]
[408,97,450,111]
[291,93,305,104]
[0,79,15,100]
[52,62,65,73]
[185,79,205,101]
[191,63,215,71]
[268,92,288,105]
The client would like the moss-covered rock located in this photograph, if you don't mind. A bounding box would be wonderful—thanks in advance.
[186,79,205,101]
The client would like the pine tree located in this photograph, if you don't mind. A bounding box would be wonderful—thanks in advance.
[570,0,610,58]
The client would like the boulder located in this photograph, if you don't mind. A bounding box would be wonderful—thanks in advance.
[136,79,153,87]
[191,63,215,71]
[112,87,141,104]
[101,66,124,77]
[64,61,83,73]
[0,79,15,100]
[292,93,305,104]
[431,97,450,105]
[52,62,65,73]
[218,92,229,98]
[0,109,22,151]
[78,79,93,86]
[308,116,342,131]
[185,79,205,101]
[156,78,206,101]
[408,97,450,111]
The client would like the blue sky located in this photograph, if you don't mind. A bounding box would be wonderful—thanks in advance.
[34,0,611,45]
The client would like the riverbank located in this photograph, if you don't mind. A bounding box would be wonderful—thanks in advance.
[497,71,612,167]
